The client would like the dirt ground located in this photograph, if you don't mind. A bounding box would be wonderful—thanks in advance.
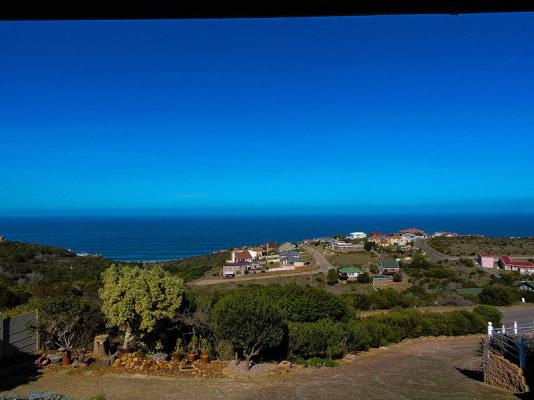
[1,336,518,400]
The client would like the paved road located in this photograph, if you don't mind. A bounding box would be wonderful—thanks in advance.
[414,238,457,261]
[500,304,534,326]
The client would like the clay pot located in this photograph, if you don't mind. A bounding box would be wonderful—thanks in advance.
[61,351,72,366]
[200,354,210,364]
[187,354,196,362]
[172,354,181,362]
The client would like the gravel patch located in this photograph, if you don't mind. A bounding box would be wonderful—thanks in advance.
[227,360,279,376]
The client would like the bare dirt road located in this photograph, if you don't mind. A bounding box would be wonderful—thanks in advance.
[2,336,516,400]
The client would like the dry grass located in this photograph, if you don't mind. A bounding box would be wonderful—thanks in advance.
[327,251,378,268]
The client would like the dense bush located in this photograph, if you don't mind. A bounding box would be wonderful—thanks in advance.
[342,288,423,311]
[326,269,338,285]
[212,288,285,369]
[38,296,105,351]
[286,307,495,360]
[357,272,371,283]
[473,305,502,325]
[257,284,349,322]
[478,285,519,306]
[288,319,346,359]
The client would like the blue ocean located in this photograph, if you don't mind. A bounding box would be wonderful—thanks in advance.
[1,214,533,261]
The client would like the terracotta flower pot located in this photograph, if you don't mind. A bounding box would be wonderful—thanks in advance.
[187,354,196,362]
[200,354,210,364]
[61,351,72,366]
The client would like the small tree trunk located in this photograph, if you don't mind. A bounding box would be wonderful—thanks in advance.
[244,353,252,371]
[123,327,132,350]
[234,351,240,365]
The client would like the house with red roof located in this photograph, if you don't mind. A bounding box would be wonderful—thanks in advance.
[231,249,258,263]
[498,256,534,275]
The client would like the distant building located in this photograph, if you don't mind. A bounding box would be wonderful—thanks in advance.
[337,267,362,280]
[478,253,494,269]
[231,249,258,263]
[498,256,534,275]
[331,241,365,252]
[348,232,367,239]
[380,258,400,275]
[398,228,425,236]
[0,235,5,243]
[515,281,534,292]
[223,261,261,276]
[280,251,308,267]
[432,232,458,238]
[368,233,408,247]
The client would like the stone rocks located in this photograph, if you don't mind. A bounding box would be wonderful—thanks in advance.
[93,334,110,358]
[48,353,62,364]
[150,352,169,362]
[72,360,88,368]
[483,347,529,393]
[278,360,292,368]
[93,355,115,367]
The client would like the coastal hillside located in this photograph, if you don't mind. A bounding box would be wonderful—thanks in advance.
[428,236,534,257]
[0,240,228,312]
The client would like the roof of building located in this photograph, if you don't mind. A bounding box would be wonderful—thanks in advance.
[338,267,363,274]
[480,253,493,257]
[515,281,534,290]
[380,258,400,269]
[500,256,534,268]
[280,251,299,257]
[234,250,253,259]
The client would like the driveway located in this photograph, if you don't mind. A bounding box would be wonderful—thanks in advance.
[300,245,333,273]
[2,336,515,400]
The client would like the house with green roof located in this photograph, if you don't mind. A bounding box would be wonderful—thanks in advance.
[337,266,362,281]
[379,258,400,275]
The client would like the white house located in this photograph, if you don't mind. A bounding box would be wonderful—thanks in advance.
[348,232,367,239]
[478,253,494,269]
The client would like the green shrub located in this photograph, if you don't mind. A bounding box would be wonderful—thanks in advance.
[473,305,502,325]
[326,270,338,285]
[357,272,371,283]
[478,285,519,306]
[288,319,346,359]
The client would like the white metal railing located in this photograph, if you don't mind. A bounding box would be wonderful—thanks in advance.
[487,321,534,369]
[487,321,534,337]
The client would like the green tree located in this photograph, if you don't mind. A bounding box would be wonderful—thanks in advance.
[37,296,104,351]
[100,265,184,349]
[478,285,518,306]
[326,269,338,285]
[357,272,371,284]
[212,289,285,369]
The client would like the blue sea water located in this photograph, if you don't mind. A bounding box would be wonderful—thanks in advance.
[0,214,533,261]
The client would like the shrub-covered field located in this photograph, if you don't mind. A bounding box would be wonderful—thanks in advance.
[428,236,534,257]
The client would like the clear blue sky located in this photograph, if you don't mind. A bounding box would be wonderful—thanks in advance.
[1,14,533,215]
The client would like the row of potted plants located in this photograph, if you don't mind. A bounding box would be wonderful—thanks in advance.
[172,336,210,363]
